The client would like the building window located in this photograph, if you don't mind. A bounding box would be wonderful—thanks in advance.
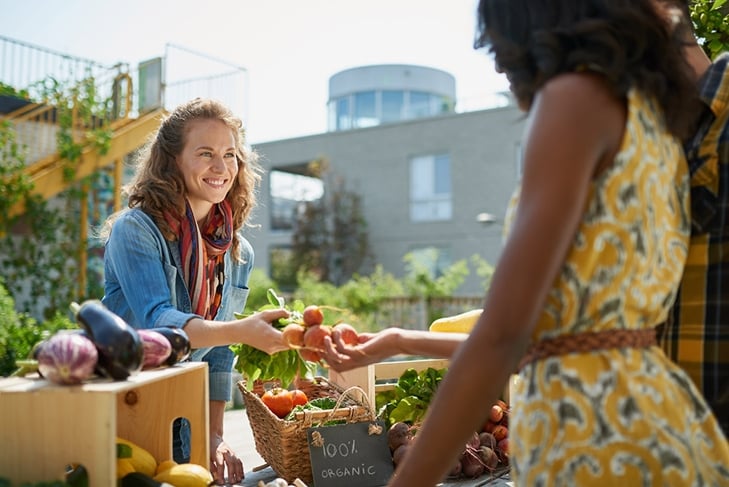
[410,153,452,222]
[269,170,323,231]
[336,97,351,131]
[381,90,404,123]
[353,91,377,128]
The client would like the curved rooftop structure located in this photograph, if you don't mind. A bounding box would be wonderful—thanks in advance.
[327,64,456,131]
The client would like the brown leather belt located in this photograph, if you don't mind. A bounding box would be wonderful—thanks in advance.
[517,328,657,372]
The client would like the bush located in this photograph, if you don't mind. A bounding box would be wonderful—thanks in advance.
[243,268,281,314]
[0,278,77,377]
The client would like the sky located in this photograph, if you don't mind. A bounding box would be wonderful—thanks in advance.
[1,0,510,145]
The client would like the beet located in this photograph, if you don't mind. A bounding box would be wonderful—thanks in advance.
[479,446,499,470]
[392,444,409,466]
[479,431,497,450]
[137,330,172,369]
[37,332,98,385]
[387,422,411,452]
[460,451,486,478]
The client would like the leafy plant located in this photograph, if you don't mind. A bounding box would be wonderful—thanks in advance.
[0,278,77,377]
[290,168,373,287]
[0,73,115,319]
[691,0,729,59]
[231,289,317,390]
[376,367,448,427]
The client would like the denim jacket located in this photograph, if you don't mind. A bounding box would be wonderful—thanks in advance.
[101,208,252,401]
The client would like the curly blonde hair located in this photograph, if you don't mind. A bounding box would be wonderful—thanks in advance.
[104,98,261,261]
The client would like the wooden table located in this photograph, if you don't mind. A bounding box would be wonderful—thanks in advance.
[240,465,512,486]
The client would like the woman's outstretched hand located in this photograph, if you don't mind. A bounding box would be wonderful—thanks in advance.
[321,327,402,371]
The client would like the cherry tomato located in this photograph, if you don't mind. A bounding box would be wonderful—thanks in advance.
[290,389,309,408]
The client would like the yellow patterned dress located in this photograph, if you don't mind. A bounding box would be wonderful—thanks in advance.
[506,89,729,486]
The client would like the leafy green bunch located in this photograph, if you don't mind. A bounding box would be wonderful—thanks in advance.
[376,367,448,427]
[230,289,317,390]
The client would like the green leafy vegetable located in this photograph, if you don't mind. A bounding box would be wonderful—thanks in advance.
[231,289,315,390]
[285,397,345,425]
[376,366,448,426]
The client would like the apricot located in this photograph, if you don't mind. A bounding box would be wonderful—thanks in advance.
[303,324,331,352]
[298,348,322,363]
[282,323,306,348]
[492,424,508,442]
[303,305,324,326]
[332,323,359,345]
[489,404,504,423]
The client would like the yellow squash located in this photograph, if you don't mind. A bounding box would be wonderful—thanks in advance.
[429,308,482,333]
[116,458,135,479]
[153,463,214,487]
[116,437,157,477]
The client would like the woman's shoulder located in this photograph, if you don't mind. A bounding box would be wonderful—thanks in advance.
[534,72,625,133]
[540,71,619,107]
[110,208,162,238]
[115,208,154,225]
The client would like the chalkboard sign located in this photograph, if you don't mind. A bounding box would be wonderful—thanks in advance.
[307,420,394,487]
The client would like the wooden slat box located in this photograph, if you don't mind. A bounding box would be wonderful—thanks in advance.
[329,358,514,409]
[0,361,209,486]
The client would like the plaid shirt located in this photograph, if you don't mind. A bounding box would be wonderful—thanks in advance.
[661,54,729,435]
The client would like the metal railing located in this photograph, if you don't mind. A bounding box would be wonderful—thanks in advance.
[0,35,136,167]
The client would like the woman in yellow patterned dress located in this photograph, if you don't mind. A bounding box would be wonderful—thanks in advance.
[323,0,729,485]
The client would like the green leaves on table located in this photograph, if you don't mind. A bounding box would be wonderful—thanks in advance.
[376,367,447,427]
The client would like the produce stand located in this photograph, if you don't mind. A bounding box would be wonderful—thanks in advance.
[0,361,209,486]
[240,464,512,486]
[329,357,451,408]
[326,358,515,486]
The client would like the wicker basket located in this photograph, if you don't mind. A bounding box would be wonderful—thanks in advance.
[238,376,374,484]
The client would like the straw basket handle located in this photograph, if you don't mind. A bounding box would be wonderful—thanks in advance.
[294,385,375,427]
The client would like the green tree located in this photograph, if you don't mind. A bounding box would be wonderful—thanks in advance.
[291,171,373,286]
[691,0,729,58]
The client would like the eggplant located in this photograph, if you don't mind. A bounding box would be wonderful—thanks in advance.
[137,329,172,369]
[71,300,144,380]
[120,472,164,487]
[147,327,192,365]
[36,332,98,385]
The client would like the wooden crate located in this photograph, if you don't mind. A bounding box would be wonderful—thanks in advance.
[329,357,514,409]
[328,357,450,408]
[0,361,209,486]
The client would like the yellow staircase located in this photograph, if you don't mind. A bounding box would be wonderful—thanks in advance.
[2,101,165,219]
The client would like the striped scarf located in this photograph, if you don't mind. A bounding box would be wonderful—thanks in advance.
[165,200,233,319]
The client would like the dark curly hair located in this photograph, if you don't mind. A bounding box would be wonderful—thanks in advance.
[475,0,700,139]
[102,98,261,261]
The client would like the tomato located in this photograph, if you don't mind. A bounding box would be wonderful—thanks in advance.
[290,389,309,407]
[261,387,294,418]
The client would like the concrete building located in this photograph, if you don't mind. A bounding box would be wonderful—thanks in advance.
[248,64,526,295]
